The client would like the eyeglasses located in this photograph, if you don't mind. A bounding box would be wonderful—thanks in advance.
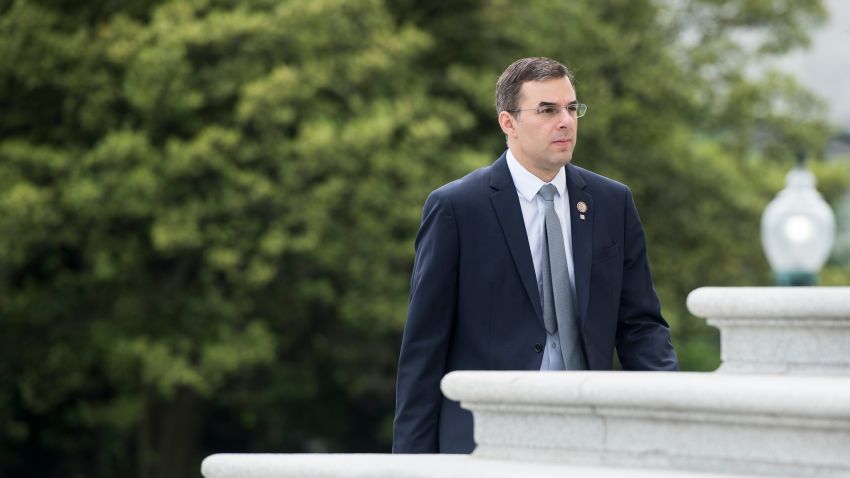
[511,103,588,120]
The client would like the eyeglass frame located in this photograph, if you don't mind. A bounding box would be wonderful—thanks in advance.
[509,102,588,119]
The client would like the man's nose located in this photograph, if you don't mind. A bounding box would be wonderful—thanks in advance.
[557,108,574,127]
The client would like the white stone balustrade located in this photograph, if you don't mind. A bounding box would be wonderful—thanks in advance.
[202,287,850,477]
[686,287,850,375]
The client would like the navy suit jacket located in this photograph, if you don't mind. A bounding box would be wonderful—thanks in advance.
[393,152,678,454]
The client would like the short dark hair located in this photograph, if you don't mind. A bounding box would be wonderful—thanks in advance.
[495,57,575,115]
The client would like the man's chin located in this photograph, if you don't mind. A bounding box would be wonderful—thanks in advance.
[547,147,574,162]
[553,153,573,165]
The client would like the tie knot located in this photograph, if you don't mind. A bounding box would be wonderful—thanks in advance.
[538,183,557,201]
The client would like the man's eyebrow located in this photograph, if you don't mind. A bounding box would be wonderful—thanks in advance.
[537,100,579,106]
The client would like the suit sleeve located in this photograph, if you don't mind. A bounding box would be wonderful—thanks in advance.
[392,191,459,453]
[615,189,679,371]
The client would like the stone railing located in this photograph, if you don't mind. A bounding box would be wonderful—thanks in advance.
[202,287,850,477]
[442,371,850,477]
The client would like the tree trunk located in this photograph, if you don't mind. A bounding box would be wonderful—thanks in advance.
[138,387,203,478]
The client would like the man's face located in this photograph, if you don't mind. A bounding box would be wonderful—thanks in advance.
[499,77,579,181]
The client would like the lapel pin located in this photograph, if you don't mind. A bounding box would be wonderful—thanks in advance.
[577,201,587,220]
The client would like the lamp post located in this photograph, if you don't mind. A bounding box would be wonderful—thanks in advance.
[760,153,836,285]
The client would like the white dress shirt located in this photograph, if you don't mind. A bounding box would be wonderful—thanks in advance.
[505,149,578,370]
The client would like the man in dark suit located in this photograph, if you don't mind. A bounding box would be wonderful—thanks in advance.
[392,57,678,454]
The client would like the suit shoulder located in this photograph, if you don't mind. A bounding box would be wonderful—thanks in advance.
[572,164,631,195]
[428,163,492,202]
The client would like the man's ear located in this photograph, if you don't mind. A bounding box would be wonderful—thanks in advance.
[498,111,516,138]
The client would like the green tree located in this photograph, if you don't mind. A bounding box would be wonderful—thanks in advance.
[1,0,476,476]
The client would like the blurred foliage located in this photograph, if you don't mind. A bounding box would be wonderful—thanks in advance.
[0,0,847,476]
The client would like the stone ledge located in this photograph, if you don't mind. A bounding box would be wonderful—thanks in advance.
[201,453,759,478]
[441,371,850,418]
[686,287,850,319]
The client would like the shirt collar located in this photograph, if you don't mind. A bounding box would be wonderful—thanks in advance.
[506,149,567,201]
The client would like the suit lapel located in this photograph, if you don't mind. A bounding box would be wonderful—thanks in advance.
[566,165,592,324]
[489,154,544,322]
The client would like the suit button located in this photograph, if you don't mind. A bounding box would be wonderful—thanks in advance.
[533,343,543,353]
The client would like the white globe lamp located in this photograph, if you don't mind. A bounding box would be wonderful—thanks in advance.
[761,154,836,285]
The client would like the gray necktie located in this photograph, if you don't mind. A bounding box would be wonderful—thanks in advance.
[538,184,587,370]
